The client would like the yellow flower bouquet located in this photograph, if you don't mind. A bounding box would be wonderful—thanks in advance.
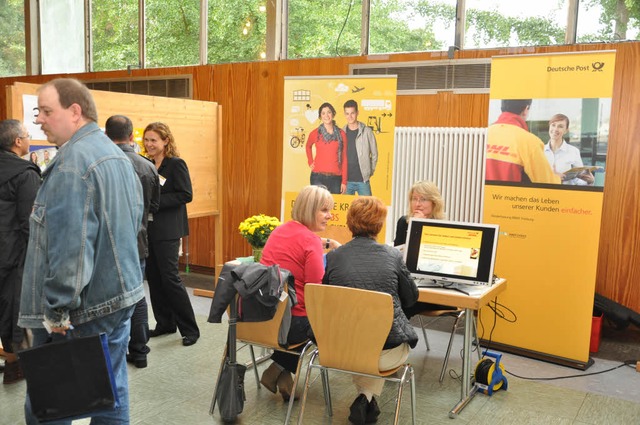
[238,214,281,248]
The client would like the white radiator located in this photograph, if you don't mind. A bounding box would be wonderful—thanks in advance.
[389,127,487,240]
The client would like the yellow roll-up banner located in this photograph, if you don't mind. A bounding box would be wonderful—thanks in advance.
[282,76,397,243]
[482,51,616,368]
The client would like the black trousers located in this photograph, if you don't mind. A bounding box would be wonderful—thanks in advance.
[0,266,26,352]
[128,297,150,359]
[271,315,311,373]
[310,173,341,194]
[146,239,200,337]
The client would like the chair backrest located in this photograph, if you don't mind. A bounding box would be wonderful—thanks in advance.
[236,292,288,347]
[305,284,394,376]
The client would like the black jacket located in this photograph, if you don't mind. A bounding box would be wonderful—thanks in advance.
[394,215,409,246]
[323,236,419,349]
[148,156,192,241]
[0,150,41,271]
[117,144,160,259]
[208,262,297,323]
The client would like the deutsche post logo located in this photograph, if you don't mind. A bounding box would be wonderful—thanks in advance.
[592,62,605,72]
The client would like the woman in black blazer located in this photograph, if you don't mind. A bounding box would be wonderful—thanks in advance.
[143,122,200,346]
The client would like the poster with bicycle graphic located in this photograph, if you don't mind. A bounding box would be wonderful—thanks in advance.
[282,76,397,243]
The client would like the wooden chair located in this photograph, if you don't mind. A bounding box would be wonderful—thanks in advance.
[210,291,314,424]
[297,284,416,425]
[418,308,481,382]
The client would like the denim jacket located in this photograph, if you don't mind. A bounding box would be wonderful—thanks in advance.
[19,122,144,329]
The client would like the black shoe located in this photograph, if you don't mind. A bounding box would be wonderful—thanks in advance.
[3,361,24,385]
[126,354,148,369]
[149,328,176,338]
[182,335,199,346]
[365,396,381,423]
[348,394,368,425]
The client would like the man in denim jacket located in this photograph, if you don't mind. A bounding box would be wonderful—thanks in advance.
[19,78,144,424]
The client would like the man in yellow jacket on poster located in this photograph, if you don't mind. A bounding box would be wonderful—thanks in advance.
[486,99,560,184]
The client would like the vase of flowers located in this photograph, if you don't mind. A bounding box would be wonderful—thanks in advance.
[238,214,281,262]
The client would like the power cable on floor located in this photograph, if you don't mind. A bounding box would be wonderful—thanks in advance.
[505,360,637,381]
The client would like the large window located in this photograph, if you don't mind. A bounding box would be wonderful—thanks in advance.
[145,0,199,67]
[2,0,640,78]
[577,0,640,42]
[463,0,567,48]
[207,0,267,63]
[370,0,453,54]
[0,0,26,76]
[288,0,361,59]
[92,0,139,71]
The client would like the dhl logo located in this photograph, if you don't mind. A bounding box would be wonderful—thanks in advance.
[486,145,511,156]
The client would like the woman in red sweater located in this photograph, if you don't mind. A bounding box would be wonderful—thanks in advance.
[259,185,340,400]
[305,102,348,194]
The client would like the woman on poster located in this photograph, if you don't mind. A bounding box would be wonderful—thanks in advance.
[305,102,348,194]
[543,114,594,186]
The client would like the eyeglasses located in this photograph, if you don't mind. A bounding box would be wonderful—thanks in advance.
[19,134,31,140]
[410,197,431,204]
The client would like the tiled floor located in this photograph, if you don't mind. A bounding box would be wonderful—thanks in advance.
[1,280,640,424]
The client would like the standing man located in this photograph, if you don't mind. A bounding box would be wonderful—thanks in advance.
[19,78,143,424]
[343,99,378,195]
[106,115,160,369]
[0,120,40,385]
[486,99,559,184]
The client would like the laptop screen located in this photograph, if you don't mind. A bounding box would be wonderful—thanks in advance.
[403,218,499,287]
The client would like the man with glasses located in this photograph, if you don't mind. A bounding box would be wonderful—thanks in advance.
[19,78,143,423]
[0,120,40,385]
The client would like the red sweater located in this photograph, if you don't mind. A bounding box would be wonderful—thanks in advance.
[260,221,324,316]
[305,127,348,184]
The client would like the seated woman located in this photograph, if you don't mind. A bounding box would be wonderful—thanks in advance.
[394,180,445,246]
[323,197,418,425]
[259,185,340,401]
[394,180,455,318]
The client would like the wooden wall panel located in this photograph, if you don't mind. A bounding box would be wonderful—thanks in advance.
[396,93,489,127]
[595,44,640,310]
[2,42,640,312]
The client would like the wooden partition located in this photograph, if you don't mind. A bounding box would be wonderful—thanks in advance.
[4,80,223,273]
[1,42,639,312]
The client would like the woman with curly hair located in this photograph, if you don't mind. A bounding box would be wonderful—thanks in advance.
[143,122,200,347]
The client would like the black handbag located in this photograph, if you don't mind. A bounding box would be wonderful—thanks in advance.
[19,333,119,422]
[216,358,247,422]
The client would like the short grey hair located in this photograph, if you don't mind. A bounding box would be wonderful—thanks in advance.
[292,185,334,228]
[0,119,22,151]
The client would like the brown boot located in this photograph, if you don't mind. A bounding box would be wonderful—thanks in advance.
[277,371,298,401]
[260,362,282,394]
[3,361,24,385]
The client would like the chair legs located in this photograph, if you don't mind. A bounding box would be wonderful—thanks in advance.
[419,310,481,383]
[284,341,314,424]
[439,311,464,382]
[297,352,415,425]
[248,345,261,390]
[418,315,430,350]
[211,341,313,424]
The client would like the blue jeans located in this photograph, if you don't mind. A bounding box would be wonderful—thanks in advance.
[25,306,134,425]
[345,181,372,195]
